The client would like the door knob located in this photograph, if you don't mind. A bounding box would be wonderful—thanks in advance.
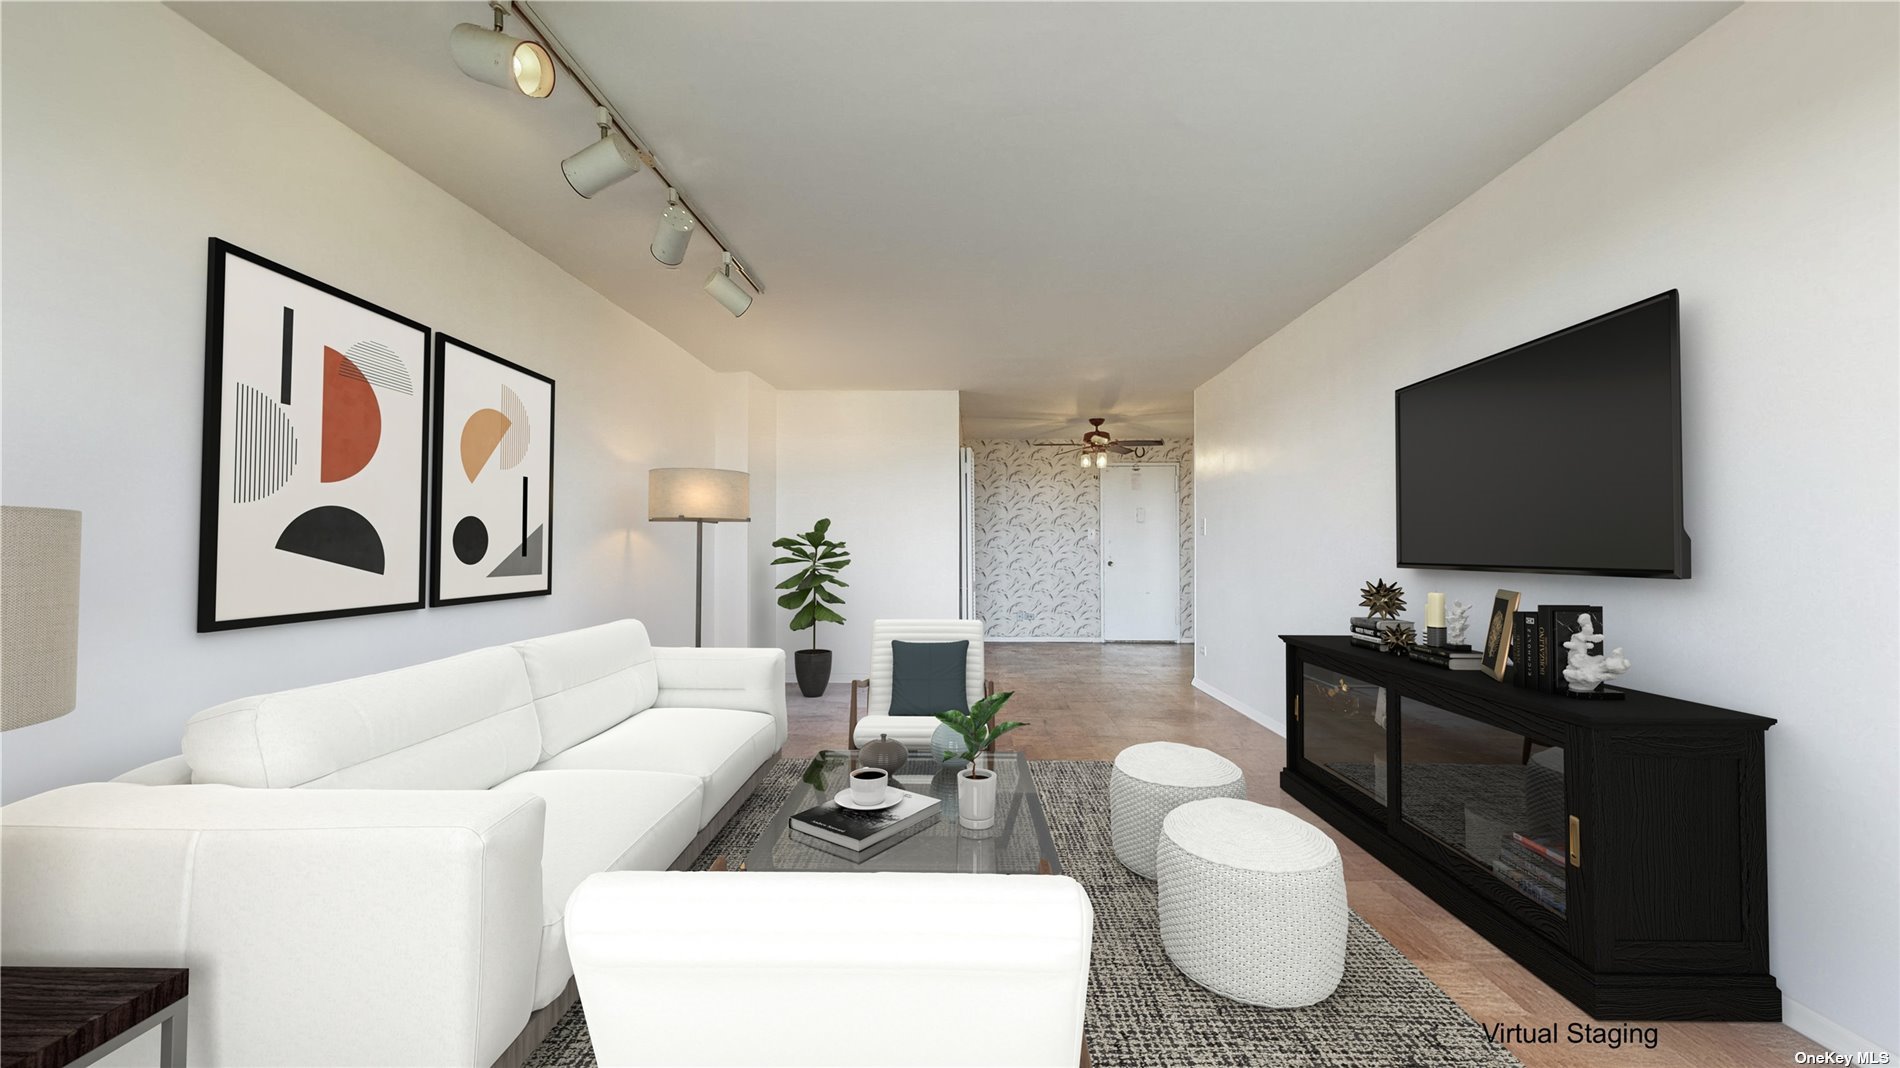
[1106,560,1115,566]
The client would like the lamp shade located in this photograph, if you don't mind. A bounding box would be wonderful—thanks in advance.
[1,506,81,730]
[648,468,749,523]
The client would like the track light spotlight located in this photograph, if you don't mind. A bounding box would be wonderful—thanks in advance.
[562,107,641,197]
[704,253,752,317]
[450,3,554,99]
[651,189,696,267]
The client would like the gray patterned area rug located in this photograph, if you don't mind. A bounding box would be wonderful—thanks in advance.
[527,759,1522,1068]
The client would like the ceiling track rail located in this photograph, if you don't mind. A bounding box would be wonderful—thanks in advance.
[510,0,762,295]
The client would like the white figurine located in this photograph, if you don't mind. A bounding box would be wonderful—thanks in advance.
[1446,600,1472,645]
[1562,614,1630,692]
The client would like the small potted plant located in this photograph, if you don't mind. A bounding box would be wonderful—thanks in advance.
[773,518,849,697]
[935,692,1026,830]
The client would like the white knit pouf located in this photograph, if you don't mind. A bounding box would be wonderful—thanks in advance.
[1109,742,1246,879]
[1156,798,1348,1008]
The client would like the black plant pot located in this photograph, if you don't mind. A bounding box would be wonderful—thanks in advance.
[795,649,833,698]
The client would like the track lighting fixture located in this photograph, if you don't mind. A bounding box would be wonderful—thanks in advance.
[704,253,752,317]
[651,189,696,267]
[451,2,761,312]
[450,2,554,98]
[562,106,641,197]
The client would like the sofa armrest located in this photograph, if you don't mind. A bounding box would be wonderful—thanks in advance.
[651,647,788,749]
[568,870,1092,1067]
[0,783,545,1068]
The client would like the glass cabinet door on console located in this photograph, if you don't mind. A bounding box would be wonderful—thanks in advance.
[1399,697,1570,941]
[1298,663,1389,811]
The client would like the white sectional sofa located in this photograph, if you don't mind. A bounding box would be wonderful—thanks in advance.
[0,619,784,1068]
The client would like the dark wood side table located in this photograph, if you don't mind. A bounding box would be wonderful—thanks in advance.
[1,968,188,1068]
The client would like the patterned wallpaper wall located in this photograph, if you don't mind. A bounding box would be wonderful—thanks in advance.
[967,439,1194,640]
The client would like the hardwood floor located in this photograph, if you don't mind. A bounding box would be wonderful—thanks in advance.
[786,641,1817,1068]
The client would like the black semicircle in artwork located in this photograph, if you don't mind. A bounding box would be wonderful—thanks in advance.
[452,515,489,566]
[275,505,386,574]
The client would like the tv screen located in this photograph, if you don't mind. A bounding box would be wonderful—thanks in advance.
[1395,290,1689,578]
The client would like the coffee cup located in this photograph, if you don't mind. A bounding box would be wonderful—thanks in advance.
[850,767,888,806]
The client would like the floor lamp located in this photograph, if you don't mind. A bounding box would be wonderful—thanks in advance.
[647,468,750,647]
[2,506,82,732]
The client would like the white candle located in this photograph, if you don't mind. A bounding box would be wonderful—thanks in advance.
[1426,592,1445,628]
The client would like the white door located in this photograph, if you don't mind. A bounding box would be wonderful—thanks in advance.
[1101,463,1180,641]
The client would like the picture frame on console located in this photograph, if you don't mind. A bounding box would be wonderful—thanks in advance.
[197,238,430,632]
[1479,588,1519,680]
[429,334,555,607]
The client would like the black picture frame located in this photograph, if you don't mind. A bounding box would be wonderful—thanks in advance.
[428,333,556,607]
[198,238,431,632]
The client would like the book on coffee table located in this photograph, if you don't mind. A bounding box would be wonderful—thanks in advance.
[790,790,941,852]
[790,819,936,863]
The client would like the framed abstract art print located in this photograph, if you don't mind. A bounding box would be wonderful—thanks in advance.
[430,334,555,606]
[197,239,430,631]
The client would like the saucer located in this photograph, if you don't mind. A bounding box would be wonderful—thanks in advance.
[834,788,903,812]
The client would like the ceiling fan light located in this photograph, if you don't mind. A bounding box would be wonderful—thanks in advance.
[1095,453,1108,468]
[1080,452,1092,469]
[450,23,555,98]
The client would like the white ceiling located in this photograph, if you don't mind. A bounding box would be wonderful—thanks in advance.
[175,1,1731,439]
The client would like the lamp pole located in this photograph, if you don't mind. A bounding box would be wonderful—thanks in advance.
[694,519,705,647]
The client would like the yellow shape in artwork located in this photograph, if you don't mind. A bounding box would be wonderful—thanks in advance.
[460,408,513,482]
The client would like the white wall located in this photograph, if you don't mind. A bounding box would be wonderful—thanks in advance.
[710,370,780,648]
[0,4,728,802]
[775,392,962,679]
[1195,4,1897,1052]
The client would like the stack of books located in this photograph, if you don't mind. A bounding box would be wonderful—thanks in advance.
[1406,644,1483,671]
[1490,832,1568,915]
[790,790,941,862]
[1348,616,1414,649]
[1510,605,1604,692]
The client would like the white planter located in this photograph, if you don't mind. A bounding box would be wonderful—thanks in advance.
[957,766,998,830]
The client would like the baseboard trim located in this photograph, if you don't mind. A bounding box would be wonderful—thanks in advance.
[987,636,1102,643]
[1782,996,1893,1057]
[1192,676,1284,737]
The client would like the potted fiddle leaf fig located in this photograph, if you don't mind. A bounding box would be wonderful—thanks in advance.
[774,518,849,697]
[935,691,1026,830]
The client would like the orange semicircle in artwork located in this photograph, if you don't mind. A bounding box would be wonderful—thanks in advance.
[460,408,513,482]
[322,346,382,483]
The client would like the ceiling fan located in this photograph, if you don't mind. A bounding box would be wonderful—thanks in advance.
[1032,418,1164,469]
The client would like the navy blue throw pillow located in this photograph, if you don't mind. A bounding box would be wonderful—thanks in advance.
[888,640,970,717]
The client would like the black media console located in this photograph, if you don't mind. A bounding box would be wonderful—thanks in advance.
[1280,635,1779,1020]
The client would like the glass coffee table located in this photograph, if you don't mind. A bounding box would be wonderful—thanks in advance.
[745,750,1061,874]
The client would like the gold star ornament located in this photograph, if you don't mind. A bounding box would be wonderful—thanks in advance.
[1380,625,1417,656]
[1359,578,1407,620]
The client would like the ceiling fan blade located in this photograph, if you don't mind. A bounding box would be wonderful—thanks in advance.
[1108,442,1133,455]
[1118,439,1164,447]
[1029,441,1083,448]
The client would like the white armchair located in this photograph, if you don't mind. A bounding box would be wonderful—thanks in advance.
[848,619,994,749]
[566,869,1094,1067]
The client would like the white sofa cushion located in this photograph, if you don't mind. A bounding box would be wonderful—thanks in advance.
[567,871,1094,1067]
[183,646,539,791]
[514,620,661,761]
[491,769,701,1010]
[534,708,775,829]
[1,783,546,1068]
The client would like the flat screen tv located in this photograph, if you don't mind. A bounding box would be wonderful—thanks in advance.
[1395,290,1689,578]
